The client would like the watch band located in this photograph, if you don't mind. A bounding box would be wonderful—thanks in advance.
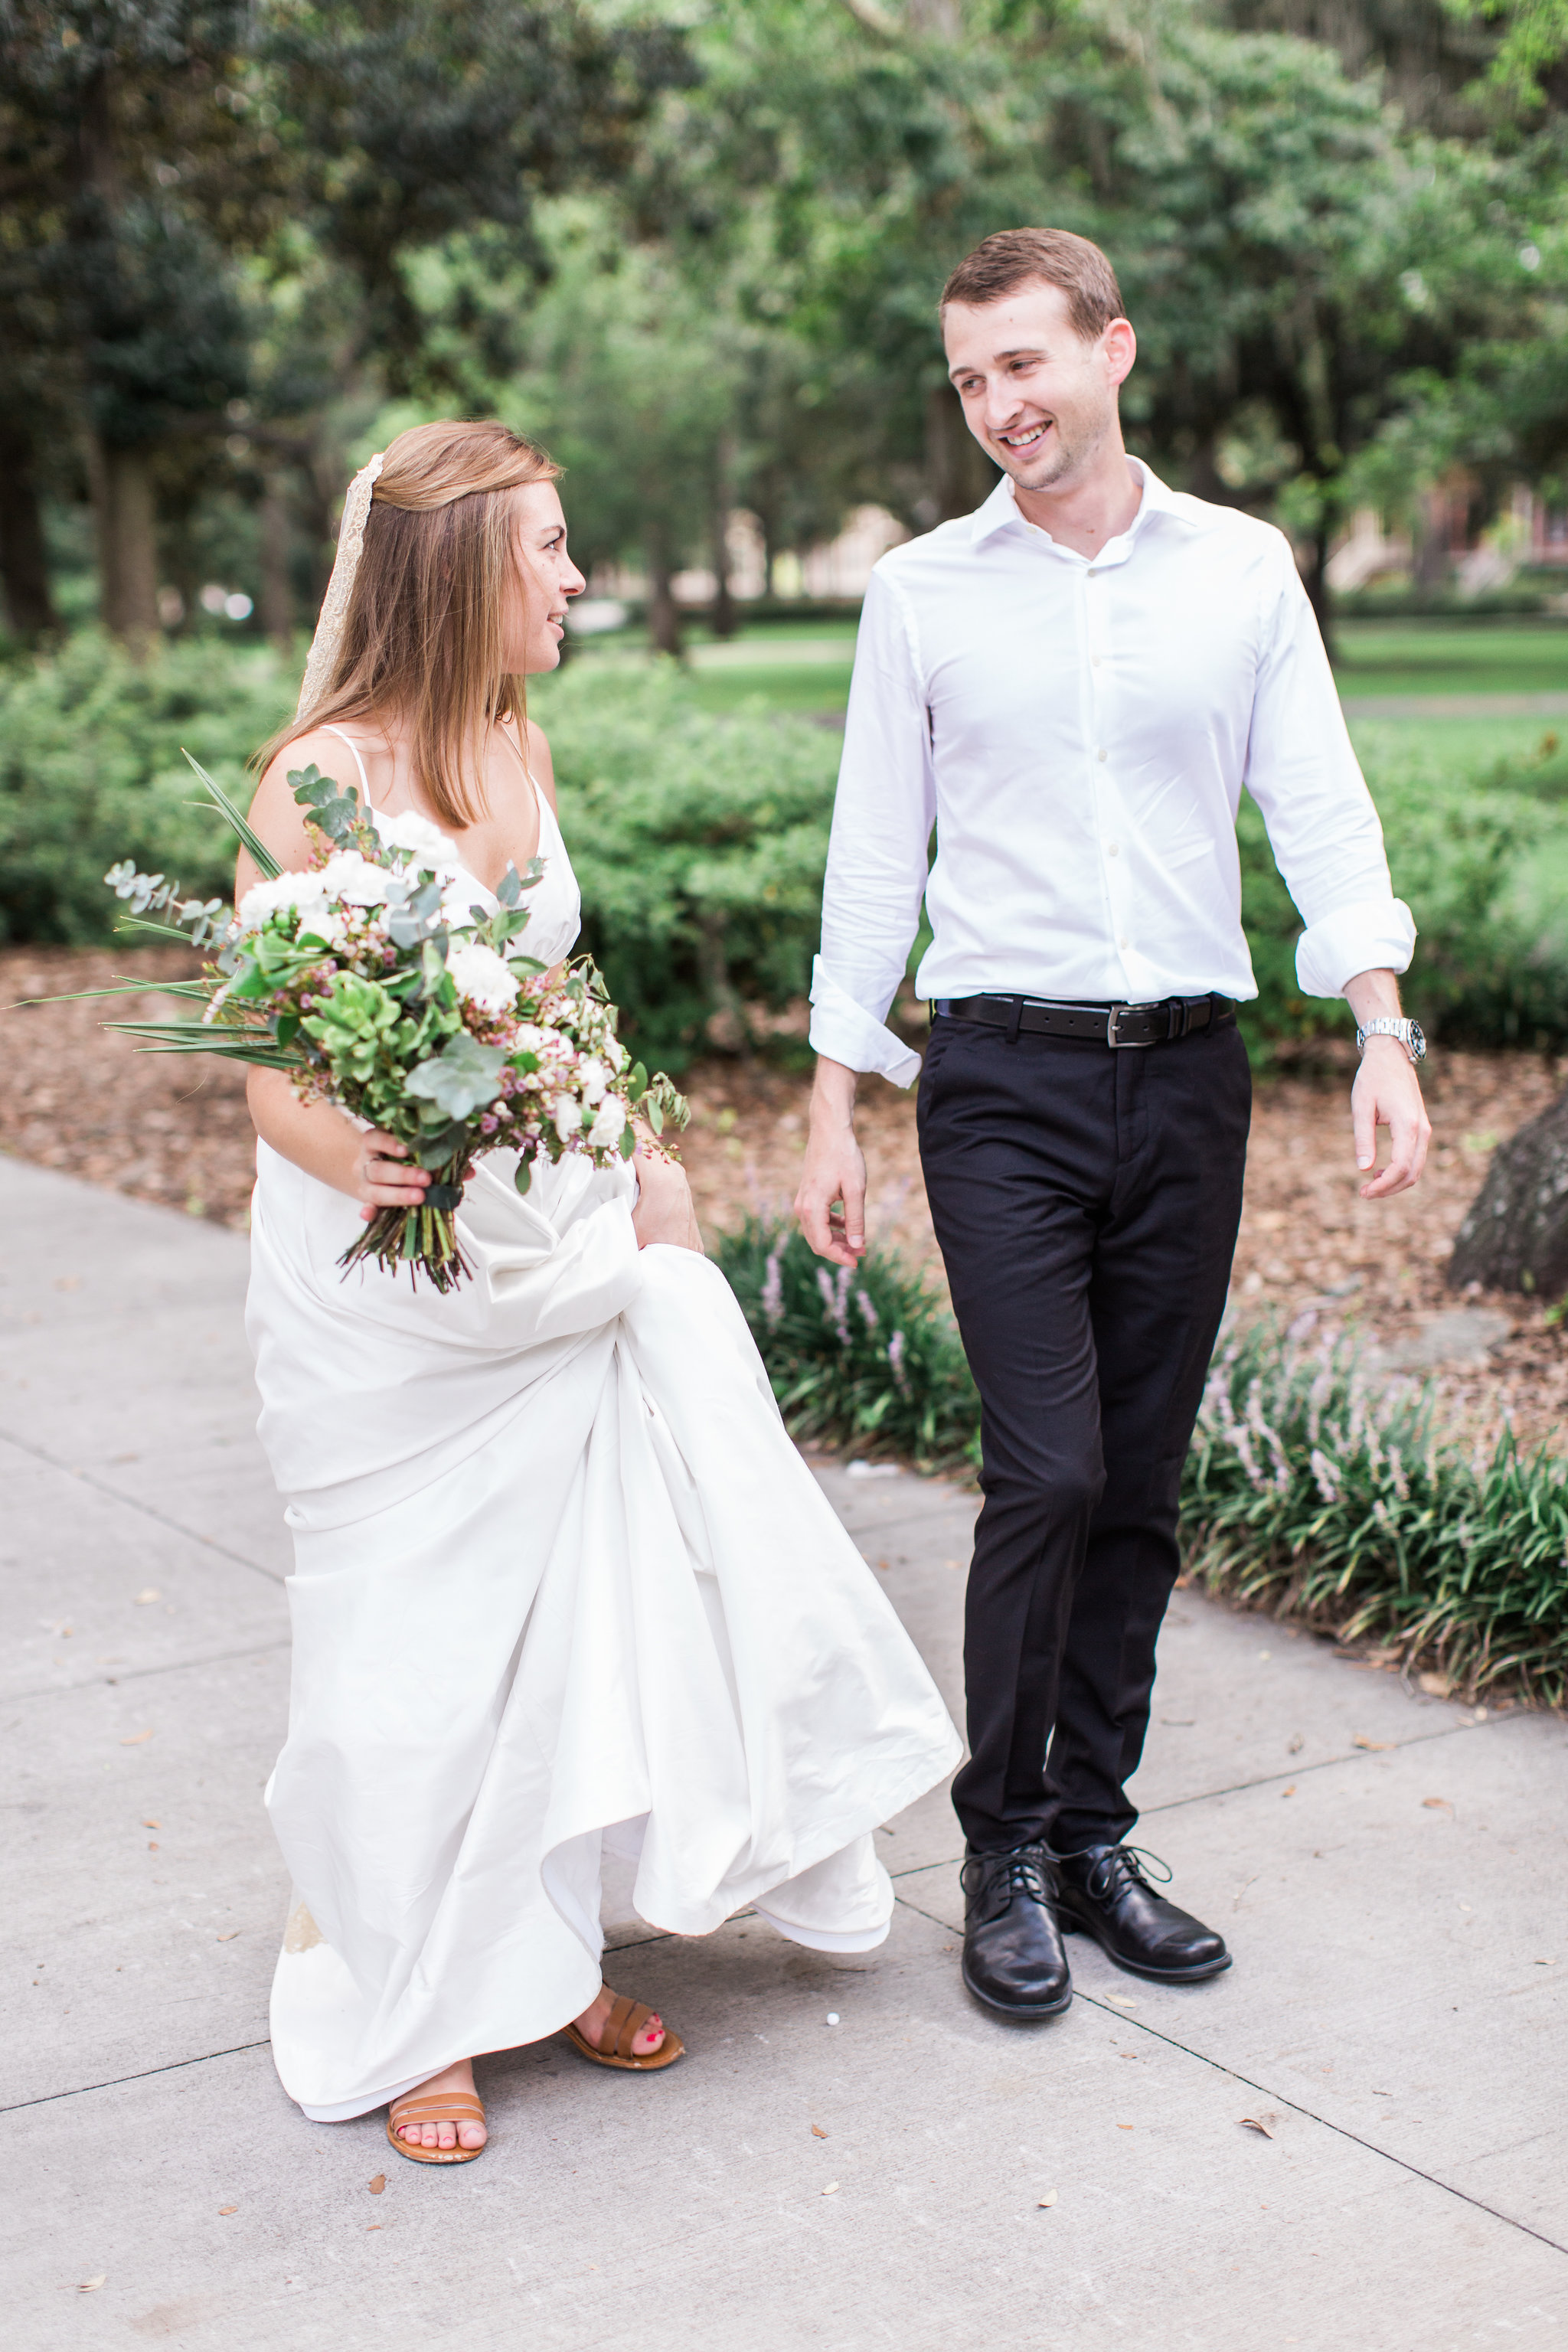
[1355,1015,1425,1062]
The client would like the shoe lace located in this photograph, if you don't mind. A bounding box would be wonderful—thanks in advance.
[962,1841,1057,1912]
[1057,1844,1173,1903]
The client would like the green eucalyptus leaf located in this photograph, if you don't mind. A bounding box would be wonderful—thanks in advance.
[405,1031,506,1121]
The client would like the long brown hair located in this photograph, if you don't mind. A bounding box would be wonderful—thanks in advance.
[256,420,561,828]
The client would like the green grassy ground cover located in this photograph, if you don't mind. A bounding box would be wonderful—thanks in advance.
[714,1223,1568,1703]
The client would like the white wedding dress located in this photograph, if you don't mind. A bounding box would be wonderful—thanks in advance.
[246,746,960,2122]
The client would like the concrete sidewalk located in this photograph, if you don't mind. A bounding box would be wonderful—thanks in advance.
[2,1152,1566,2351]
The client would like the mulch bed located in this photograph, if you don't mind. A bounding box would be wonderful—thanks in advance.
[5,944,1564,1452]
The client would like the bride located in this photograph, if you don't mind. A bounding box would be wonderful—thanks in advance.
[240,420,960,2163]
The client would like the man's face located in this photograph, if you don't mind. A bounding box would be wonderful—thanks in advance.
[943,280,1132,495]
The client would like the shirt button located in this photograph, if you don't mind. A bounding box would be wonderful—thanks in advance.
[1106,842,1119,857]
[1119,936,1130,949]
[1091,655,1102,668]
[1096,749,1107,763]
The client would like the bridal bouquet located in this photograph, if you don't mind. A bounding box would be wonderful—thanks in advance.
[93,756,686,1292]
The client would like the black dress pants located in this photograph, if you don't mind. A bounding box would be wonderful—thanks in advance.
[916,1012,1251,1857]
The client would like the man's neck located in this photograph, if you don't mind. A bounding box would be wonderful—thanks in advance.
[1011,442,1142,560]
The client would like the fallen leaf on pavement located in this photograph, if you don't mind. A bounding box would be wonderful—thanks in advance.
[1418,1672,1451,1697]
[133,1589,161,1606]
[78,2278,106,2293]
[822,2182,840,2196]
[1423,1798,1452,1812]
[217,2207,237,2217]
[1282,1785,1296,1798]
[142,1818,159,1829]
[1116,2123,1133,2131]
[1287,1734,1304,1754]
[119,1730,153,1745]
[216,1932,240,1942]
[1037,2190,1058,2208]
[368,2174,386,2195]
[1353,1737,1393,1752]
[1105,1994,1138,2010]
[1240,2114,1280,2138]
[811,2125,828,2139]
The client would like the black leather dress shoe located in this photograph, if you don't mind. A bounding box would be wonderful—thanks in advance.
[960,1843,1073,2019]
[1055,1844,1231,1983]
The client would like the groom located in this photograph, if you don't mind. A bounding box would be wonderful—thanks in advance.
[795,227,1430,2018]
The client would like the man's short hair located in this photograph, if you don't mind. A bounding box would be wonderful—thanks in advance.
[940,228,1125,342]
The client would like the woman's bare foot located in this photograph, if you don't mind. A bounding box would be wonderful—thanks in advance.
[573,1986,666,2059]
[393,2057,487,2152]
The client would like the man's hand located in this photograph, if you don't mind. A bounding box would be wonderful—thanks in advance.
[794,1056,867,1265]
[1351,1040,1430,1199]
[1343,969,1429,1200]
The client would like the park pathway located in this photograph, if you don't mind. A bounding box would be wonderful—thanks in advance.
[2,1153,1566,2350]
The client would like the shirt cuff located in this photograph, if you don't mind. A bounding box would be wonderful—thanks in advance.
[1295,897,1417,998]
[808,959,924,1089]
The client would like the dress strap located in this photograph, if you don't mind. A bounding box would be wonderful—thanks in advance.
[322,724,375,809]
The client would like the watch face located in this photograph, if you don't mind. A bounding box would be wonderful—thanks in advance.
[1409,1020,1427,1058]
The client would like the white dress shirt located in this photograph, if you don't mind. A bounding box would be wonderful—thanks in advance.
[809,462,1415,1087]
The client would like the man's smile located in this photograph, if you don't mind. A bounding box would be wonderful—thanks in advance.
[994,417,1054,452]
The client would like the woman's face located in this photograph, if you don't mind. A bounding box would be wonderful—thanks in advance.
[503,483,586,673]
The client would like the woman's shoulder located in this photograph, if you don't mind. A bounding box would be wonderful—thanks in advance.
[244,725,357,884]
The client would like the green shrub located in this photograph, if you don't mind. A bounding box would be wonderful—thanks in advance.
[710,1218,980,1470]
[1237,730,1568,1060]
[536,658,837,1069]
[0,630,296,943]
[6,631,1566,1065]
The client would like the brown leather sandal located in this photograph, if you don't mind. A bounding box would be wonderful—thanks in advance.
[386,2087,488,2164]
[563,1990,685,2072]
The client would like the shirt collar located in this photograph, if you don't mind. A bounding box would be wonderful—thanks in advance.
[969,456,1182,552]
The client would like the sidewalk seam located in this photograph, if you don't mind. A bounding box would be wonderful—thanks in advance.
[0,2038,272,2115]
[6,1635,291,1707]
[890,1885,1568,2265]
[0,1423,283,1586]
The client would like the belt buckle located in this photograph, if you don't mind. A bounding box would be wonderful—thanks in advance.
[1107,1001,1158,1048]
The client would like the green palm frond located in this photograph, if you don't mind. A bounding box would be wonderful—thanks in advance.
[184,751,280,880]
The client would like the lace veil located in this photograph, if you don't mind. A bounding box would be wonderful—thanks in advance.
[293,452,385,720]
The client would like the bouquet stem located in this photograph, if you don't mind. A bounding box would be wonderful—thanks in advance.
[337,1155,474,1292]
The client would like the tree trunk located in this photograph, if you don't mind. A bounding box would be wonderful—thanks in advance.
[645,521,683,658]
[1448,1089,1568,1301]
[1303,517,1336,667]
[923,382,996,524]
[0,420,60,640]
[260,472,294,651]
[89,436,159,648]
[710,434,737,641]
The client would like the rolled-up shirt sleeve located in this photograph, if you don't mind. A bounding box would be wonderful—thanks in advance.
[1243,537,1416,998]
[809,568,936,1088]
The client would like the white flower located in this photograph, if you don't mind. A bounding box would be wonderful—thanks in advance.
[446,939,520,1015]
[511,1022,547,1055]
[588,1096,628,1149]
[314,849,391,907]
[577,1057,609,1106]
[235,871,330,933]
[375,809,462,870]
[553,1094,583,1145]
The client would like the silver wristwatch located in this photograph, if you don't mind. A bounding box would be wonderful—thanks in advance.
[1355,1015,1426,1063]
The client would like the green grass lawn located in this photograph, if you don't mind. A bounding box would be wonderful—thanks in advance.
[565,613,1568,723]
[1334,622,1568,699]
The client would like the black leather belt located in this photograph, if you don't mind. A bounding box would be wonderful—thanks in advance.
[933,993,1236,1048]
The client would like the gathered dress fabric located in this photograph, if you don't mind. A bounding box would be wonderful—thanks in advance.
[246,772,961,2122]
